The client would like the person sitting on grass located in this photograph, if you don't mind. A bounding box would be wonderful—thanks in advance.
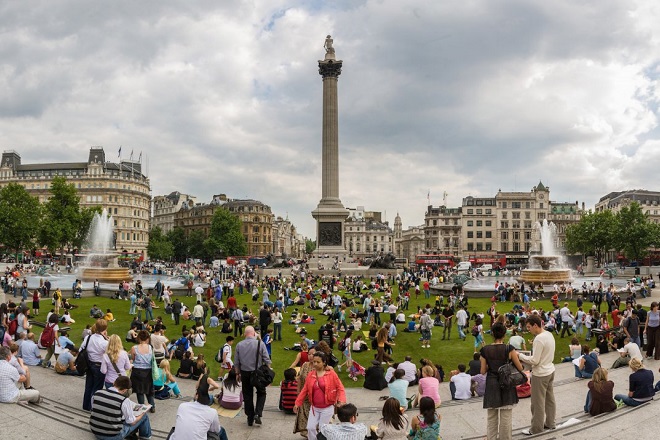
[104,309,115,322]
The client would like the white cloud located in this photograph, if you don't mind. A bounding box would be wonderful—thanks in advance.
[0,0,659,237]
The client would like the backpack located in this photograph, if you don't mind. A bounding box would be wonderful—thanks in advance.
[338,338,347,352]
[0,325,5,343]
[7,318,18,337]
[40,323,56,348]
[216,343,229,363]
[471,325,480,337]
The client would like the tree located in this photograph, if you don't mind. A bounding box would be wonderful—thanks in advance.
[305,238,316,254]
[147,226,173,261]
[166,227,188,262]
[205,208,247,258]
[39,177,84,262]
[188,229,208,260]
[0,183,41,260]
[612,202,657,263]
[565,210,616,264]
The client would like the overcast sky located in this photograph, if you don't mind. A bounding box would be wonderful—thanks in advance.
[1,1,659,238]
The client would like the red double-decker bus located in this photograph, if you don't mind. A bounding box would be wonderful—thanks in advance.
[415,254,457,269]
[468,254,506,269]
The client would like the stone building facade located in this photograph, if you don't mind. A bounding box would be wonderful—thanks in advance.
[0,148,150,255]
[393,213,424,265]
[151,191,197,233]
[344,206,393,259]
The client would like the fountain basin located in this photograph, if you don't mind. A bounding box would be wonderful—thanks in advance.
[519,268,572,284]
[80,267,132,283]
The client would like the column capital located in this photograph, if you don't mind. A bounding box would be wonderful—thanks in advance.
[318,60,342,78]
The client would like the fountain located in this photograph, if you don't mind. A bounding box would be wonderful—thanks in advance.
[519,219,572,284]
[79,210,132,283]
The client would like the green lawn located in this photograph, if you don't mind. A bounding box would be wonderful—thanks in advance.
[52,284,602,388]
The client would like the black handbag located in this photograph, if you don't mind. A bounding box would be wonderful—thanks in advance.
[253,340,275,389]
[75,335,91,376]
[497,344,527,388]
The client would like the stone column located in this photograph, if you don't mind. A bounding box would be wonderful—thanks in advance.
[312,35,348,256]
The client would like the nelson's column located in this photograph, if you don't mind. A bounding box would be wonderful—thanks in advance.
[311,35,348,256]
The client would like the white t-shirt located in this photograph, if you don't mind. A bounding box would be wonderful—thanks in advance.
[451,372,472,400]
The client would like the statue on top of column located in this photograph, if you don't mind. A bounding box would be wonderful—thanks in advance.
[324,35,335,54]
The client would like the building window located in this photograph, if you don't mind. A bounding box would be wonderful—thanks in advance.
[525,211,531,219]
[485,220,492,227]
[513,231,520,240]
[502,212,508,219]
[467,231,474,238]
[476,209,482,215]
[467,243,474,251]
[467,220,473,227]
[500,221,508,229]
[524,221,532,228]
[512,221,520,228]
[476,242,483,251]
[485,231,492,238]
[501,231,508,240]
[467,209,473,215]
[485,209,492,214]
[476,231,483,238]
[538,213,546,220]
[513,242,520,251]
[485,243,492,251]
[501,202,507,208]
[524,231,532,240]
[501,242,508,252]
[525,201,531,208]
[512,202,521,209]
[512,212,520,219]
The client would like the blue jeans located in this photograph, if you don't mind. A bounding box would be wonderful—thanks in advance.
[584,391,591,413]
[273,322,282,341]
[94,414,152,440]
[574,365,593,379]
[457,324,466,339]
[614,394,645,407]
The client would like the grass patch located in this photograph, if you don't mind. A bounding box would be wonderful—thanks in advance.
[51,285,603,388]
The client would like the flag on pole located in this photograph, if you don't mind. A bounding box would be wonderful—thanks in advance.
[427,189,430,204]
[129,150,133,161]
[138,151,142,163]
[118,146,121,158]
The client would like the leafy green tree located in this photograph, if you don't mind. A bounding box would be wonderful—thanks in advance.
[166,227,188,262]
[0,183,42,260]
[147,226,174,261]
[205,208,247,258]
[565,210,616,265]
[305,238,316,254]
[612,202,657,263]
[188,229,208,260]
[39,177,85,261]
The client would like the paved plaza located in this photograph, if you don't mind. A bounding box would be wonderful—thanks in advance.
[3,329,660,438]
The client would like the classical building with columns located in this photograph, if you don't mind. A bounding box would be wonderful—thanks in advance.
[344,206,393,259]
[0,147,150,255]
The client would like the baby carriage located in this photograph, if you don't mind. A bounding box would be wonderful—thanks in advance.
[348,360,366,381]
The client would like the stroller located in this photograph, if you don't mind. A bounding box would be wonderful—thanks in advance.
[347,360,366,381]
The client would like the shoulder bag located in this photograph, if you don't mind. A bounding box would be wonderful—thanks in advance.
[253,340,275,389]
[74,335,91,376]
[497,344,527,389]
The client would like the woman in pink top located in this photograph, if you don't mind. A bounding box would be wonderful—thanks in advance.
[416,365,441,408]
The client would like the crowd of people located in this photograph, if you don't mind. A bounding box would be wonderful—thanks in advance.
[2,263,660,440]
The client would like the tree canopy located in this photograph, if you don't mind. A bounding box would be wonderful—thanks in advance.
[612,202,658,263]
[565,210,616,264]
[0,183,41,258]
[205,207,247,258]
[147,226,174,261]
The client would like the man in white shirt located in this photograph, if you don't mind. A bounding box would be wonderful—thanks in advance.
[193,301,205,327]
[170,380,227,440]
[450,364,472,400]
[398,356,418,386]
[612,338,643,369]
[559,302,573,338]
[518,314,556,435]
[0,346,41,404]
[456,306,469,341]
[195,284,204,302]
